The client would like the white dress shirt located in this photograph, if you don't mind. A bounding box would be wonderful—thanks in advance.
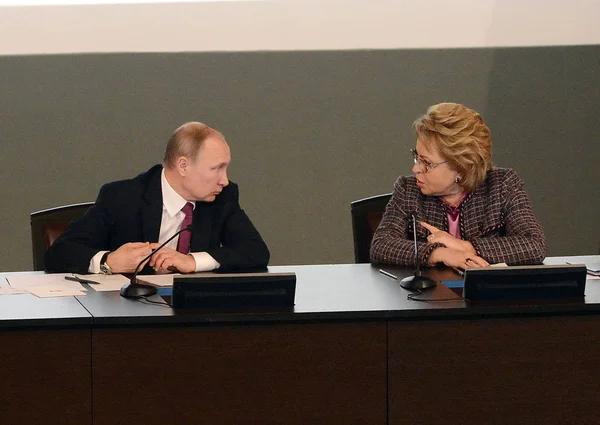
[88,168,219,273]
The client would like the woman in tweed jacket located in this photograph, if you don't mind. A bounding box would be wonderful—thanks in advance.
[370,103,546,270]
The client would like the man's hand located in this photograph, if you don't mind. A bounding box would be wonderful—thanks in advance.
[148,244,196,274]
[106,242,153,273]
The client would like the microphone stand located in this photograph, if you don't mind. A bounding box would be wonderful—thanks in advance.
[120,225,193,298]
[399,214,437,291]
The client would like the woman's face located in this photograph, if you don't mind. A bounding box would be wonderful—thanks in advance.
[412,138,461,198]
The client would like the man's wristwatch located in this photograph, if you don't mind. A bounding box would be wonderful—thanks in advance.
[99,252,112,275]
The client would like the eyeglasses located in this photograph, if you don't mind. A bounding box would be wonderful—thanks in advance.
[410,149,448,173]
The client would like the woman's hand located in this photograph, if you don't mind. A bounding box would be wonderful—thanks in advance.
[420,221,477,255]
[420,221,489,269]
[428,247,489,269]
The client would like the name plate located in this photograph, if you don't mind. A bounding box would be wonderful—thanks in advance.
[172,272,296,309]
[463,264,587,301]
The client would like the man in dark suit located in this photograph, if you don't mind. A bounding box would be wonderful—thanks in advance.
[45,122,269,275]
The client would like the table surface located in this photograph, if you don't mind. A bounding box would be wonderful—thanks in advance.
[0,271,92,328]
[1,255,598,328]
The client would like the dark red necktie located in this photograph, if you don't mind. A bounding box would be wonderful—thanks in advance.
[176,202,193,254]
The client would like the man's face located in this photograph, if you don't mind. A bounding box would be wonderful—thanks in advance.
[180,136,231,202]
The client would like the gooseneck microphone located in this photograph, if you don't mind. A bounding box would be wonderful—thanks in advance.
[120,225,193,298]
[399,213,437,291]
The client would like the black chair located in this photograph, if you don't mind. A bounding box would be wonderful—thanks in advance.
[350,193,392,263]
[30,202,94,271]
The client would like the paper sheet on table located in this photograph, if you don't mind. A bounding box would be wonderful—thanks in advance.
[85,274,131,292]
[5,273,129,295]
[6,273,87,291]
[488,262,599,280]
[562,262,600,279]
[0,279,27,295]
[578,262,600,273]
[26,285,87,298]
[480,262,599,279]
[135,273,180,287]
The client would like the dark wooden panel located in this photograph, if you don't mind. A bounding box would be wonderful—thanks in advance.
[389,316,600,425]
[93,321,386,425]
[0,328,92,425]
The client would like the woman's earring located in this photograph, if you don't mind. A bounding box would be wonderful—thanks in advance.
[455,177,461,184]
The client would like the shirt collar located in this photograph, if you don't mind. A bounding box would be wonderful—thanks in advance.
[161,168,195,217]
[440,193,469,220]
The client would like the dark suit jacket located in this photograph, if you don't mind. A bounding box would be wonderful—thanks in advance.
[370,168,547,266]
[45,164,270,274]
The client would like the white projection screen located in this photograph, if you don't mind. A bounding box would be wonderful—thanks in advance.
[1,0,600,55]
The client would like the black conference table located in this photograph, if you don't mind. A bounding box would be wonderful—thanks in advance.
[1,256,599,425]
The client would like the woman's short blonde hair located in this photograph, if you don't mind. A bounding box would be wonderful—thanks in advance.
[413,103,493,192]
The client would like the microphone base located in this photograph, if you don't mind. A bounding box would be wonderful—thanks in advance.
[120,281,158,298]
[399,275,437,291]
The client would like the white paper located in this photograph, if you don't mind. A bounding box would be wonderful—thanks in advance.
[134,273,179,287]
[0,286,28,295]
[85,274,131,292]
[6,273,86,291]
[27,286,87,298]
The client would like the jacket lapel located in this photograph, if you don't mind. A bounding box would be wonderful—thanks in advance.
[190,202,213,251]
[411,197,448,241]
[460,179,505,239]
[422,197,448,234]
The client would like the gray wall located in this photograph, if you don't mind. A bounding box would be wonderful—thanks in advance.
[1,46,599,271]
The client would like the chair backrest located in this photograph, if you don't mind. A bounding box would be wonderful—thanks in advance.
[350,193,392,263]
[30,202,94,271]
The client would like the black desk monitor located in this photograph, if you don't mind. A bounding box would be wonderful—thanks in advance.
[172,272,296,309]
[463,264,587,301]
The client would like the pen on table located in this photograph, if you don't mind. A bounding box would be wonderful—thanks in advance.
[451,267,465,277]
[64,276,100,285]
[378,269,398,280]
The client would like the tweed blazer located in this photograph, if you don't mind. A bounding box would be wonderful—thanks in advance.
[370,168,547,266]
